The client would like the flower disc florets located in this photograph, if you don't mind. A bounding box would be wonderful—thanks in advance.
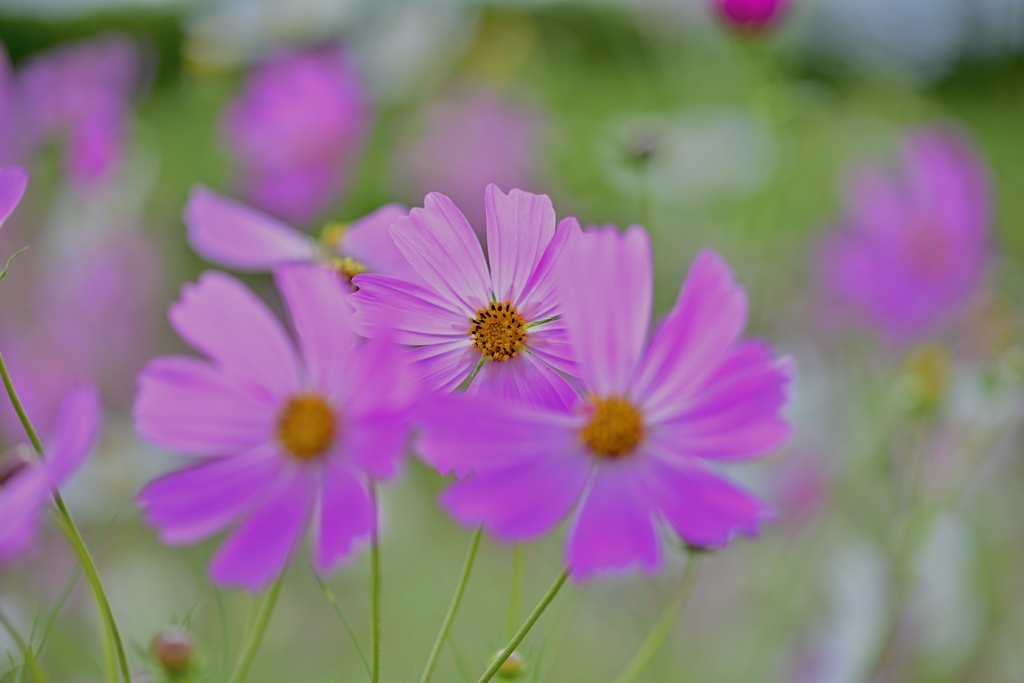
[469,301,528,361]
[580,396,644,458]
[278,395,335,460]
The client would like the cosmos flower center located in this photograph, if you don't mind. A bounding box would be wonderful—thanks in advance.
[278,395,335,460]
[469,301,528,361]
[580,396,644,458]
[332,256,369,282]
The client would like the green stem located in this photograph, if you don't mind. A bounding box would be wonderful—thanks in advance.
[610,556,703,683]
[0,609,48,683]
[506,545,524,640]
[370,486,382,683]
[477,568,570,683]
[311,569,371,677]
[0,353,131,683]
[226,574,284,683]
[418,527,484,683]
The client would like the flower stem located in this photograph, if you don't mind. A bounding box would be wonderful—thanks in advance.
[610,556,703,683]
[0,607,49,683]
[227,573,284,683]
[370,485,382,683]
[418,526,483,683]
[477,568,570,683]
[506,545,524,640]
[311,568,371,677]
[0,352,132,683]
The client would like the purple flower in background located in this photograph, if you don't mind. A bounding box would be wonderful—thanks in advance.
[417,229,792,580]
[221,44,371,226]
[185,185,420,283]
[19,35,139,183]
[0,166,27,228]
[136,266,416,591]
[715,0,790,32]
[0,386,100,564]
[817,128,991,344]
[350,185,578,405]
[395,89,542,240]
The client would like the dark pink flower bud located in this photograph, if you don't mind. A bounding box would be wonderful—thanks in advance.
[151,627,196,676]
[715,0,789,32]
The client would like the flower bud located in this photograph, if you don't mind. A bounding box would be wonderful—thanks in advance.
[493,650,526,679]
[151,627,195,676]
[714,0,789,33]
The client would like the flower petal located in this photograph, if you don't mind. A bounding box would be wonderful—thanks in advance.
[341,203,421,280]
[0,166,27,227]
[170,271,301,400]
[441,453,590,542]
[138,446,282,545]
[134,356,276,455]
[407,340,479,394]
[518,216,580,320]
[524,321,578,377]
[485,185,556,304]
[44,385,100,484]
[389,192,490,314]
[210,466,314,591]
[468,353,578,410]
[0,465,49,564]
[185,185,317,270]
[313,463,373,573]
[632,250,748,421]
[350,274,468,346]
[558,225,652,395]
[567,461,661,581]
[275,264,357,395]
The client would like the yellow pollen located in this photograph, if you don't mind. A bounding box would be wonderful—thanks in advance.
[277,395,335,460]
[580,396,644,459]
[469,301,528,361]
[319,221,349,251]
[331,256,369,282]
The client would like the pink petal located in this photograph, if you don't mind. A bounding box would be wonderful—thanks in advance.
[341,203,422,281]
[518,217,581,321]
[567,461,661,581]
[441,452,590,541]
[210,467,314,591]
[275,264,357,395]
[389,192,490,314]
[170,271,301,400]
[44,385,100,484]
[407,340,479,394]
[645,457,771,549]
[650,341,793,460]
[135,356,276,456]
[0,166,27,227]
[184,185,317,270]
[313,463,373,572]
[485,185,556,304]
[632,250,748,422]
[468,352,578,410]
[350,274,469,346]
[0,465,49,564]
[524,321,577,376]
[138,446,282,545]
[340,410,412,481]
[337,335,418,416]
[558,226,652,396]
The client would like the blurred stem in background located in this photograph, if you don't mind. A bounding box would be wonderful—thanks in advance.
[610,554,703,683]
[0,607,48,683]
[0,353,132,683]
[506,545,525,640]
[226,574,284,683]
[370,485,382,683]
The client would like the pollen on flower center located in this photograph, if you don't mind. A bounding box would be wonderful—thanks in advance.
[580,396,644,458]
[278,395,335,460]
[469,301,528,361]
[331,256,369,282]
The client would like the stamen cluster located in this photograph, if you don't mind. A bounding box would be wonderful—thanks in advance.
[580,396,645,458]
[469,301,528,361]
[278,395,335,460]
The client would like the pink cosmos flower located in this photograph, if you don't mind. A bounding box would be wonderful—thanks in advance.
[349,185,578,405]
[817,128,991,344]
[0,165,27,228]
[18,35,139,183]
[0,386,100,564]
[416,228,792,580]
[135,266,415,591]
[221,44,371,226]
[185,185,420,284]
[714,0,789,32]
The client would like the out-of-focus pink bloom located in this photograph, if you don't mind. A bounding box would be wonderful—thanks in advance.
[715,0,789,32]
[0,386,100,564]
[417,230,792,581]
[221,45,371,226]
[185,185,420,284]
[350,185,578,404]
[0,165,26,228]
[18,35,139,183]
[817,128,992,345]
[135,266,416,591]
[395,89,542,239]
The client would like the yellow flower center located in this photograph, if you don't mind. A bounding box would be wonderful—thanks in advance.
[580,396,644,459]
[331,256,369,282]
[469,301,528,361]
[277,395,335,460]
[319,221,349,251]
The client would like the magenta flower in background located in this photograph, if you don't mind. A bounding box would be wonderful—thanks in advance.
[0,165,27,227]
[185,185,420,283]
[221,44,371,226]
[714,0,790,32]
[135,266,416,591]
[0,386,100,564]
[416,228,792,580]
[19,35,139,183]
[395,89,542,240]
[817,128,991,345]
[350,184,578,405]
